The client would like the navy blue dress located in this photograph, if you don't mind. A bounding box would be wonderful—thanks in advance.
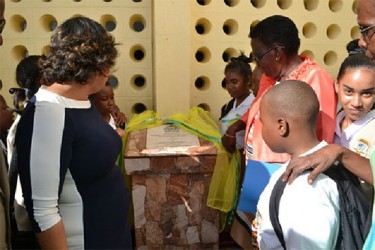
[16,87,132,249]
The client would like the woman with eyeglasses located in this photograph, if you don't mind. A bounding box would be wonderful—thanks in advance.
[223,15,337,248]
[357,0,375,63]
[222,15,336,164]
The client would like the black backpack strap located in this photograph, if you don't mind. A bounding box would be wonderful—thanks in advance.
[269,174,287,250]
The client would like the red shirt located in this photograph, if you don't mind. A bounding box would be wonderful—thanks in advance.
[242,55,337,163]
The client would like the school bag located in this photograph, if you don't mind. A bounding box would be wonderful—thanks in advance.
[269,163,372,250]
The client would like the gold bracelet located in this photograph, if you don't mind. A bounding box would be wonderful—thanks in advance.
[224,132,236,138]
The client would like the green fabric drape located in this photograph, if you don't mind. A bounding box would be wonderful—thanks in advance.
[121,108,240,231]
[166,107,240,228]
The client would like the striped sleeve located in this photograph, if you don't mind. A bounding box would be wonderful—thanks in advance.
[29,101,65,231]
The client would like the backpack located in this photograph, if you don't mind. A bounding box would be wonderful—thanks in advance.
[269,163,372,250]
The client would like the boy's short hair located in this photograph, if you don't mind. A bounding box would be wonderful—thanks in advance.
[262,80,320,128]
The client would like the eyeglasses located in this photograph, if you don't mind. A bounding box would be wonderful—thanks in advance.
[0,19,5,34]
[359,24,375,43]
[250,47,274,64]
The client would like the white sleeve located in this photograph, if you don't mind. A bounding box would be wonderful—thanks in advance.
[280,173,340,250]
[7,114,21,166]
[30,101,65,231]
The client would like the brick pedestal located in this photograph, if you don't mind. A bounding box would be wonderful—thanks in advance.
[124,127,219,249]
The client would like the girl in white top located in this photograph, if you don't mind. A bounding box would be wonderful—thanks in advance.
[334,54,375,159]
[220,52,255,150]
[333,54,375,199]
[89,81,127,137]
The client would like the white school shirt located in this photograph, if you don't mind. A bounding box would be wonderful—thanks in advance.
[109,113,116,130]
[256,141,340,250]
[334,109,375,158]
[220,94,255,149]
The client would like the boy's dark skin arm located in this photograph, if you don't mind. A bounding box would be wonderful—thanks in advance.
[283,144,373,185]
[221,119,246,153]
[111,110,127,128]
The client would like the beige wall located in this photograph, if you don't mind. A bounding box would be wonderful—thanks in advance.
[0,0,358,122]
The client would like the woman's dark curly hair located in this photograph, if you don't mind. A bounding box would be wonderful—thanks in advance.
[42,16,118,85]
[249,15,300,57]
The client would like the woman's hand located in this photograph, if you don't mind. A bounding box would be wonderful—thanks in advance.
[221,120,246,153]
[283,144,342,185]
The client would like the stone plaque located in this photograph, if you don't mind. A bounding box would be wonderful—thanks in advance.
[146,124,200,149]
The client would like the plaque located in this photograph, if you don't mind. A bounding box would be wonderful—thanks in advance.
[143,124,200,154]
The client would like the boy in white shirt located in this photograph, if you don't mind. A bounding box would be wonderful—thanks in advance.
[254,80,340,249]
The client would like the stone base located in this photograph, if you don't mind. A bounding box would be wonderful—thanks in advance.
[132,173,219,249]
[124,127,219,249]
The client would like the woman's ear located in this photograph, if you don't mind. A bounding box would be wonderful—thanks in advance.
[334,80,339,94]
[278,118,289,137]
[274,45,285,61]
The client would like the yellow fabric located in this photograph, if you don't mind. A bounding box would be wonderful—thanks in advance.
[124,110,164,141]
[122,108,239,231]
[166,107,239,214]
[119,109,163,175]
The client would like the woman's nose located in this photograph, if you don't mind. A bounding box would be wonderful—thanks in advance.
[351,94,362,107]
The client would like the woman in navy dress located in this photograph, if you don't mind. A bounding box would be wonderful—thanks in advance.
[16,16,132,249]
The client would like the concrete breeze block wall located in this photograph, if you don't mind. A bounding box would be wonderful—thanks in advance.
[1,0,358,122]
